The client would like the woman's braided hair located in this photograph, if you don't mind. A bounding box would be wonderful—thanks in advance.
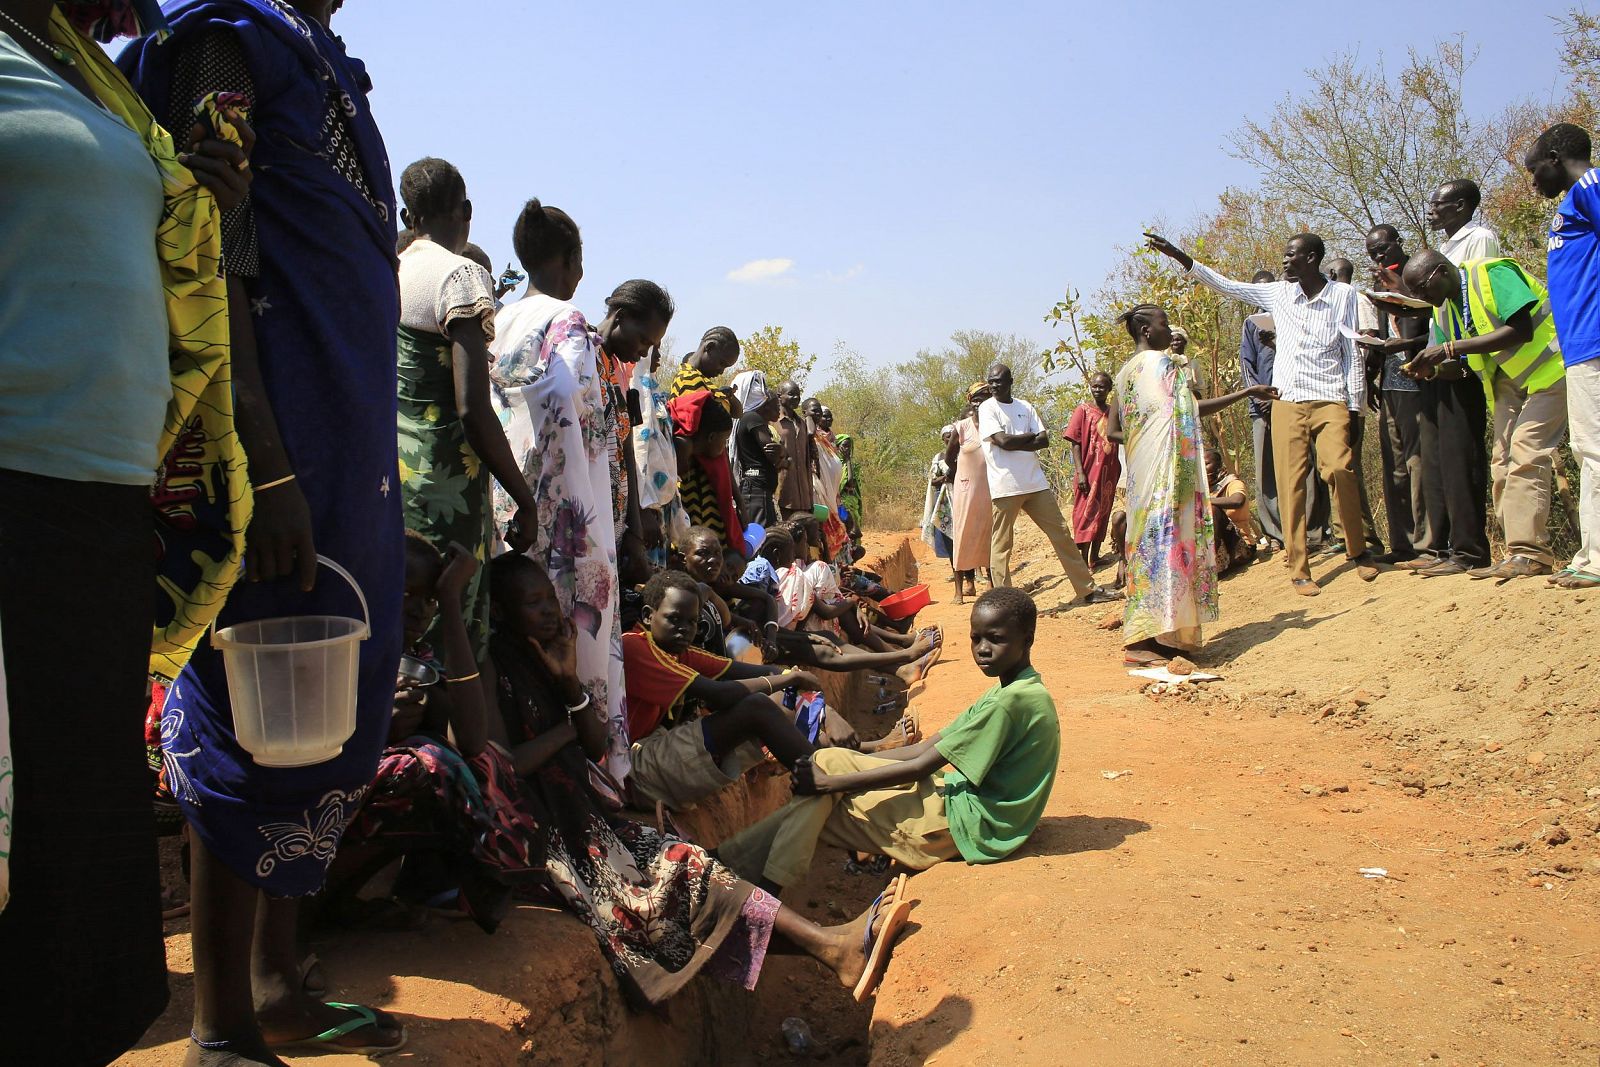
[1116,303,1165,342]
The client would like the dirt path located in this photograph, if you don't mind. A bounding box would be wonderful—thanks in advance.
[868,532,1600,1065]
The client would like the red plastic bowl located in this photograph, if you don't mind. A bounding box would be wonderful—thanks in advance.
[877,583,931,620]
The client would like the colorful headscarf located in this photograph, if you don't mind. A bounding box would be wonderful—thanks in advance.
[64,0,170,41]
[967,381,988,402]
[51,9,251,681]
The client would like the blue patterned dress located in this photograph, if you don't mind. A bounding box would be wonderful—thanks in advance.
[122,0,403,894]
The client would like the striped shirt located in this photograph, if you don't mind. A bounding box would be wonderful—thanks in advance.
[1187,262,1365,411]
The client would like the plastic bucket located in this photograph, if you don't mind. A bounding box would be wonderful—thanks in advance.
[878,583,931,620]
[743,522,766,556]
[212,556,371,768]
[812,504,830,521]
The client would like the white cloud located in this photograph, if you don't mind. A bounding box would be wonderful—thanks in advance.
[726,257,795,284]
[821,263,865,283]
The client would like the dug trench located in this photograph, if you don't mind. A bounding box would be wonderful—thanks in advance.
[120,529,1600,1065]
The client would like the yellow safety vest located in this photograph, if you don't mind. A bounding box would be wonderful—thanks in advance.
[1437,258,1565,408]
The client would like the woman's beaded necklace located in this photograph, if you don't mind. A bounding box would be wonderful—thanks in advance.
[0,9,74,66]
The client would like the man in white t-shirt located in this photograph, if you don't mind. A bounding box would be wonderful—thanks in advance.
[979,363,1117,603]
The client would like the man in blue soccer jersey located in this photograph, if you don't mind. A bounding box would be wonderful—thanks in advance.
[1526,123,1600,589]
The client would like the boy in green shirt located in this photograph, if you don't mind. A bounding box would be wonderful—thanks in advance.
[718,587,1060,891]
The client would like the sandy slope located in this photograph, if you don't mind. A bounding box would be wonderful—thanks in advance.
[869,529,1599,1065]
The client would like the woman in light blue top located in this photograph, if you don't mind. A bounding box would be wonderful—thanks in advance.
[0,1,252,1063]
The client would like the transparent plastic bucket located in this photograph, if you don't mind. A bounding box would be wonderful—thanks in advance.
[212,556,371,768]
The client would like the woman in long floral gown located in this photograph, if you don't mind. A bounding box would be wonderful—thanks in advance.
[1107,305,1273,666]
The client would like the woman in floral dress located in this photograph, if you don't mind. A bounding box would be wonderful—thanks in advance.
[488,199,670,780]
[1107,305,1273,666]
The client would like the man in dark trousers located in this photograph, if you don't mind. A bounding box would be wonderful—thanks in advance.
[1359,225,1433,565]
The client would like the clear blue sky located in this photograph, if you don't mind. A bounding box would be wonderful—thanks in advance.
[331,0,1573,379]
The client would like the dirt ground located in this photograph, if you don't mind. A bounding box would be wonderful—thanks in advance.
[869,527,1600,1066]
[117,528,1600,1065]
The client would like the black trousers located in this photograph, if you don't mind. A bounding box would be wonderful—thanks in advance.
[1418,375,1490,567]
[1379,388,1428,558]
[739,480,777,528]
[0,468,168,1066]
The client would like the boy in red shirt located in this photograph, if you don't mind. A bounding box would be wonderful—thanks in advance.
[623,571,823,809]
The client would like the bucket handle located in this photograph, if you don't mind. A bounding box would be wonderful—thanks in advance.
[315,555,371,639]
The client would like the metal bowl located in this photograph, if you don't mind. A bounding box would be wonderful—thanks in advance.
[396,654,441,689]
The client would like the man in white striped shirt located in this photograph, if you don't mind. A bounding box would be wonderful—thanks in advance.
[1146,231,1380,596]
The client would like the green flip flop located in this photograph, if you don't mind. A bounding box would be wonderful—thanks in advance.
[270,1001,407,1057]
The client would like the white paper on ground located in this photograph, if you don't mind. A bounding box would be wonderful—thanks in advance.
[1129,666,1221,683]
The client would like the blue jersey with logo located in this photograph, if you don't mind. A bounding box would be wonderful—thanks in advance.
[1547,167,1600,367]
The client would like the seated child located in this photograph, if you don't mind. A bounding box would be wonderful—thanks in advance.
[676,525,774,657]
[623,570,830,810]
[718,588,1059,892]
[485,552,916,1005]
[759,526,939,684]
[328,532,541,932]
[1205,448,1258,575]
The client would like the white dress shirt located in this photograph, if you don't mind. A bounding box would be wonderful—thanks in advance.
[1437,223,1501,266]
[1186,262,1365,411]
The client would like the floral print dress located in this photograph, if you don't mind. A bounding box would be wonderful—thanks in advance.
[1114,348,1217,652]
[489,294,631,778]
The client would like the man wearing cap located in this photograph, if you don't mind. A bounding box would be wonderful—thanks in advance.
[1402,248,1566,580]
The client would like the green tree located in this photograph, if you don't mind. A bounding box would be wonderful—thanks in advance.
[817,331,1055,528]
[1228,40,1503,256]
[739,324,817,389]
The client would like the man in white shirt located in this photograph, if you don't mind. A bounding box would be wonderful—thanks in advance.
[1428,179,1501,263]
[1146,231,1380,596]
[979,363,1116,603]
[1409,178,1499,577]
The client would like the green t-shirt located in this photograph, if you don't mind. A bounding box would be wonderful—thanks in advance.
[1433,261,1539,344]
[935,667,1060,863]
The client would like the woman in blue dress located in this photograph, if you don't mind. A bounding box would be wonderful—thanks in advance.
[123,0,406,1060]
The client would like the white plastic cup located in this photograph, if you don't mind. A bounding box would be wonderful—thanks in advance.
[212,556,371,768]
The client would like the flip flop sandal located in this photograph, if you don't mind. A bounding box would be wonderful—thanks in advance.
[853,875,912,1002]
[270,1002,407,1057]
[1557,570,1600,588]
[1123,650,1169,667]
